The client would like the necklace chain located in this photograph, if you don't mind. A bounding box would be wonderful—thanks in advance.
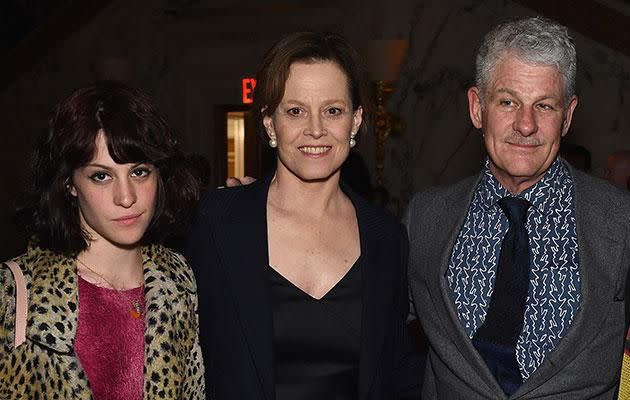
[76,258,144,319]
[76,258,142,292]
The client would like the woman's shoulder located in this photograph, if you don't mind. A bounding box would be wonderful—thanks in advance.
[0,252,29,300]
[350,198,408,278]
[194,178,270,224]
[144,244,197,292]
[0,247,56,351]
[350,193,405,237]
[3,246,64,277]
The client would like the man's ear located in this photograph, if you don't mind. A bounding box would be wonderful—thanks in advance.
[561,95,578,137]
[467,86,484,129]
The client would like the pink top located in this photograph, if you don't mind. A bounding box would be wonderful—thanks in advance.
[75,275,145,400]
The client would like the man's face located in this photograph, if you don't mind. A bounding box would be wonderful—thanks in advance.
[467,55,578,193]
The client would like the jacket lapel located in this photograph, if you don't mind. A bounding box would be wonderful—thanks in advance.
[513,169,625,399]
[26,247,78,354]
[12,248,90,399]
[142,245,198,398]
[352,192,396,399]
[423,174,508,397]
[213,178,275,400]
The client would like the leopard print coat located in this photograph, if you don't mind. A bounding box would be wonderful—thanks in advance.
[0,245,205,399]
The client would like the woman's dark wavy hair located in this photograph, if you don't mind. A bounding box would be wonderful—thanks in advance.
[22,81,199,254]
[253,31,374,137]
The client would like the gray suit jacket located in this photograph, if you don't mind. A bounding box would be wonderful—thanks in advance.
[406,164,630,399]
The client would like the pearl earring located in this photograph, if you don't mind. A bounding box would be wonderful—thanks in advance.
[269,137,277,148]
[349,131,357,148]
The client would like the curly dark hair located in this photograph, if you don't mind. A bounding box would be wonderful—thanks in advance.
[21,81,199,254]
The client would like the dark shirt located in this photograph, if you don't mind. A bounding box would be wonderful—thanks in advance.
[270,257,362,400]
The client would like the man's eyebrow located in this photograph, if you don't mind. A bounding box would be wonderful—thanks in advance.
[494,88,560,103]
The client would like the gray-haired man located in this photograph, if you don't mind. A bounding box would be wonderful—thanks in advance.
[406,17,630,399]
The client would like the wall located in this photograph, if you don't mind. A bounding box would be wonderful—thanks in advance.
[1,0,629,258]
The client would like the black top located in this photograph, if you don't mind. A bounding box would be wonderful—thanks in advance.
[270,257,363,400]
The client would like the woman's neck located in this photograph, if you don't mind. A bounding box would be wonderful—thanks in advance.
[268,167,345,216]
[77,241,144,290]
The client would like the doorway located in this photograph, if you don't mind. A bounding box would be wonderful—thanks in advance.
[214,105,274,184]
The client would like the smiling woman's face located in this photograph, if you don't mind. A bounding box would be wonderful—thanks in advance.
[263,61,362,183]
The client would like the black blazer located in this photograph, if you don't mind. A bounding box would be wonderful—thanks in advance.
[186,176,421,400]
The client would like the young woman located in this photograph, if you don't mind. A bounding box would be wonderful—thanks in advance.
[0,82,204,399]
[187,32,420,399]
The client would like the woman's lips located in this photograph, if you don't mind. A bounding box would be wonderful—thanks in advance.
[299,146,332,157]
[113,213,142,225]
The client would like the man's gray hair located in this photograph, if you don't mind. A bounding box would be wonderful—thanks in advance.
[475,17,577,108]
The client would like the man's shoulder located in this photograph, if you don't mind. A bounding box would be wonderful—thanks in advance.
[572,169,630,213]
[408,173,481,213]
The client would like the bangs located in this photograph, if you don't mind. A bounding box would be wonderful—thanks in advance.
[96,100,172,166]
[104,128,153,165]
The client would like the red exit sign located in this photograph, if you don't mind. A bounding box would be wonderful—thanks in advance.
[242,78,257,104]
